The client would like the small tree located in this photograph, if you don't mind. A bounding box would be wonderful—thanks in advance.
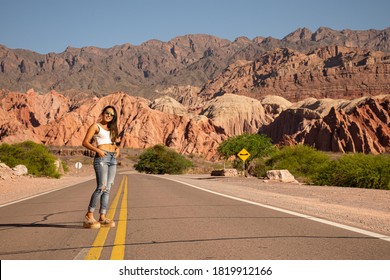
[134,144,193,174]
[217,133,275,170]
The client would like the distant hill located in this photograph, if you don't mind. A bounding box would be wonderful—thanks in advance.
[1,27,389,100]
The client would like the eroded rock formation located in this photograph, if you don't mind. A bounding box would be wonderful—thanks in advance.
[260,95,390,153]
[1,90,388,159]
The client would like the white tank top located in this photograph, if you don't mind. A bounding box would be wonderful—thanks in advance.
[94,123,113,145]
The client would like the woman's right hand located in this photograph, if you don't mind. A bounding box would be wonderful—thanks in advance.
[97,149,107,158]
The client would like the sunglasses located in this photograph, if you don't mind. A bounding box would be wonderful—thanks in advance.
[105,111,115,117]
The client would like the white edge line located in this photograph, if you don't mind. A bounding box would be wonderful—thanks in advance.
[159,176,390,243]
[0,178,94,208]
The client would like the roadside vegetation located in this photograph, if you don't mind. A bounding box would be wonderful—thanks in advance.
[257,144,390,189]
[7,135,384,189]
[132,134,389,190]
[313,153,390,189]
[134,144,193,174]
[230,136,389,189]
[0,141,62,178]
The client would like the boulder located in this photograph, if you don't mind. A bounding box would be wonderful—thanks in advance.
[211,168,238,177]
[266,169,298,183]
[0,162,13,180]
[12,165,28,176]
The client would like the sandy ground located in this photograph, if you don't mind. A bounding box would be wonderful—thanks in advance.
[1,168,389,236]
[0,166,96,206]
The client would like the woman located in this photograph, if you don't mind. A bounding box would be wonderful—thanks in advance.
[82,105,120,229]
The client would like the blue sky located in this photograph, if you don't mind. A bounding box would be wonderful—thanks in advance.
[1,0,389,54]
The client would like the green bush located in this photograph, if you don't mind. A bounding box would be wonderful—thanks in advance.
[318,153,390,190]
[62,161,70,173]
[265,145,390,189]
[0,141,61,178]
[266,144,332,183]
[134,144,193,174]
[250,157,268,177]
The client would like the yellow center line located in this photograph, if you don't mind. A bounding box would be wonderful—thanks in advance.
[84,176,125,260]
[110,175,128,260]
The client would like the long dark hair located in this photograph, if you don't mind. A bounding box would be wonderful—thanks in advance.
[102,105,119,143]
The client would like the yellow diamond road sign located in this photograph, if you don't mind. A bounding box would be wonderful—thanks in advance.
[237,148,250,161]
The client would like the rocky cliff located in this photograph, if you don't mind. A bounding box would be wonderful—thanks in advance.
[260,95,390,154]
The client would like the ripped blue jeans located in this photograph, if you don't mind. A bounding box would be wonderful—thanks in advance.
[87,151,117,215]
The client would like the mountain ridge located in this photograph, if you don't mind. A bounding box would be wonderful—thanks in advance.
[1,27,389,100]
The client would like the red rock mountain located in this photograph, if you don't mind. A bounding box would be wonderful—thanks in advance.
[1,90,230,160]
[0,90,388,159]
[0,27,389,159]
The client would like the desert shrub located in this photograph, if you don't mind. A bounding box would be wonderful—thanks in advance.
[134,144,193,174]
[266,144,332,183]
[61,161,70,173]
[185,154,224,174]
[231,158,245,171]
[0,141,61,178]
[319,153,390,190]
[249,157,268,177]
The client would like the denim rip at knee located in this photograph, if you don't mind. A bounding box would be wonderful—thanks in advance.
[88,151,117,214]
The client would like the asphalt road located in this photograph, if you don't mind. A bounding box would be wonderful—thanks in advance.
[1,173,390,260]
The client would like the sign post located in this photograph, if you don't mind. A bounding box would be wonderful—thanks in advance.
[237,148,250,176]
[75,162,82,175]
